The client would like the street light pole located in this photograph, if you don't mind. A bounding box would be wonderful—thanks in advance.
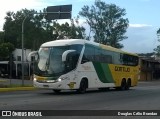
[22,16,27,86]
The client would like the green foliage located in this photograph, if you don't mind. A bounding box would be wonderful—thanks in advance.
[0,31,5,43]
[52,18,86,40]
[79,0,129,48]
[3,9,53,50]
[154,28,160,56]
[3,9,86,51]
[0,42,15,58]
[138,52,154,57]
[154,46,160,56]
[157,28,160,34]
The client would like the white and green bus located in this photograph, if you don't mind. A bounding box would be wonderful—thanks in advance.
[32,39,139,93]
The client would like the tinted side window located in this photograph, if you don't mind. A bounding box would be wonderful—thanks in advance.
[94,47,100,62]
[101,50,112,63]
[82,44,113,64]
[95,48,112,63]
[81,44,94,63]
[120,54,138,66]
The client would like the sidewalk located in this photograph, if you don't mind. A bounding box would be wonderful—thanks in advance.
[0,78,36,92]
[138,79,160,86]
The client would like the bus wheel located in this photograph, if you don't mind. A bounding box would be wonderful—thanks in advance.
[126,79,131,90]
[120,79,126,91]
[53,89,61,94]
[77,79,88,94]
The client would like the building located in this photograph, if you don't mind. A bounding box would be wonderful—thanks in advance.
[139,56,160,81]
[0,49,34,79]
[12,48,31,62]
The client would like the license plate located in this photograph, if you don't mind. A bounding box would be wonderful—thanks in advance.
[43,85,49,87]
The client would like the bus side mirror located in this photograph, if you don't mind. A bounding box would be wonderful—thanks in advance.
[27,51,38,61]
[62,50,76,62]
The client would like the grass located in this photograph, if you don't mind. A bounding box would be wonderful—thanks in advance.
[0,83,33,88]
[0,79,7,82]
[0,84,33,88]
[0,78,35,92]
[7,84,33,87]
[0,78,33,88]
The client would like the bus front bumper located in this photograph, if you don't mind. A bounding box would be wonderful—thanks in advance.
[33,79,78,90]
[33,80,67,89]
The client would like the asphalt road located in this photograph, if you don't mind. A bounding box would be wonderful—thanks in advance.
[1,80,160,119]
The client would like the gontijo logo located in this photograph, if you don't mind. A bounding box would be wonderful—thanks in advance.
[115,66,130,72]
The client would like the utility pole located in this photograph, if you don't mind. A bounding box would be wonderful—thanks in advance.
[21,16,28,86]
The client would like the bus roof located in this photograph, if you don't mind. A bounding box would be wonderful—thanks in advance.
[41,39,138,56]
[41,39,88,47]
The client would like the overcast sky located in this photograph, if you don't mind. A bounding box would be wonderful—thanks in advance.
[0,0,159,53]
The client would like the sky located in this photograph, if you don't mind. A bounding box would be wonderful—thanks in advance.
[0,0,160,53]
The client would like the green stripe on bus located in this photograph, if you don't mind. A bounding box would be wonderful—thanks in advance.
[93,62,114,83]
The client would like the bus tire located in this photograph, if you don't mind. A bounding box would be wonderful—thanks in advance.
[120,79,126,91]
[126,79,131,90]
[77,79,88,94]
[53,89,61,94]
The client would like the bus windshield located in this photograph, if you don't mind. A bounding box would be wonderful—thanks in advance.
[34,44,83,77]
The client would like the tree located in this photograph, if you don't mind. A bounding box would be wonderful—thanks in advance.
[3,9,86,50]
[79,0,129,48]
[52,18,86,40]
[3,9,53,50]
[154,28,160,56]
[0,31,15,61]
[0,42,15,59]
[0,31,5,43]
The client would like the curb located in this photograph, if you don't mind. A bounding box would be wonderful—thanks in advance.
[0,87,37,92]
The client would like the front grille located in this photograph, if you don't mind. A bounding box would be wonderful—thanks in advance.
[37,80,56,83]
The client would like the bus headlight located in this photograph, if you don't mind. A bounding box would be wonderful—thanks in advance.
[60,76,69,80]
[57,76,69,82]
[34,77,37,81]
[54,78,62,83]
[58,79,62,82]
